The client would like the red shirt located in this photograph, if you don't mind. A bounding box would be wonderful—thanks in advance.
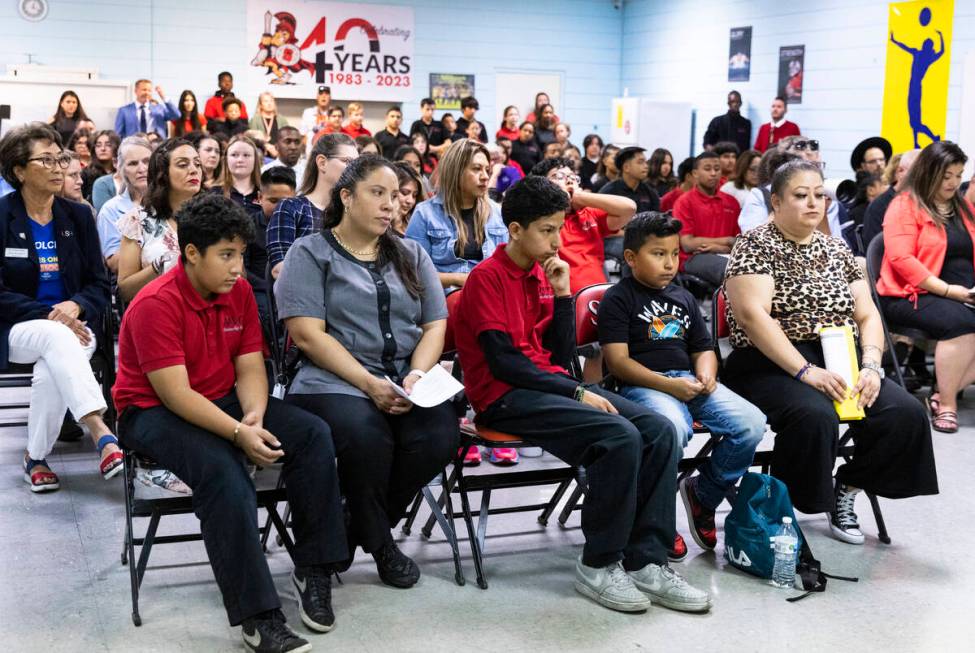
[342,123,372,138]
[660,187,685,213]
[753,120,801,153]
[673,186,741,269]
[204,95,248,122]
[170,116,207,135]
[113,263,265,412]
[559,206,611,293]
[496,126,520,142]
[453,244,566,412]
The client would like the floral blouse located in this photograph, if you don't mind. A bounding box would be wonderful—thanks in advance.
[723,222,864,348]
[117,207,179,272]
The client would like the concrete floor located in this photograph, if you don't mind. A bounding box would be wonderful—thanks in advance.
[0,384,972,653]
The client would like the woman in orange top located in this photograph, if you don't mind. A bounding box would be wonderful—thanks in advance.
[876,141,975,432]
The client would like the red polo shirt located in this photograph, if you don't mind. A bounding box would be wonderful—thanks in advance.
[453,244,566,413]
[673,186,741,268]
[660,187,685,213]
[754,120,801,153]
[113,263,265,413]
[204,95,248,122]
[559,206,611,293]
[342,124,372,138]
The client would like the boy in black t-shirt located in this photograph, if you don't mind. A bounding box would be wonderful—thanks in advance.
[599,212,766,553]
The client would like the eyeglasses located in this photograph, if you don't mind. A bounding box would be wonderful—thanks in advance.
[551,172,580,184]
[332,156,356,164]
[790,139,819,152]
[28,154,73,170]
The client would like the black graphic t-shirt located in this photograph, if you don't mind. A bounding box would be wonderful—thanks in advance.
[597,277,711,372]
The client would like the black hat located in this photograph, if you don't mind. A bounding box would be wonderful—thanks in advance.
[615,146,646,171]
[317,85,331,95]
[850,136,892,172]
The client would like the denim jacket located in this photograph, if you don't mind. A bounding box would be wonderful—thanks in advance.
[405,195,508,273]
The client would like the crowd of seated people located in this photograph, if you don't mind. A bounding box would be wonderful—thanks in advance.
[0,76,965,652]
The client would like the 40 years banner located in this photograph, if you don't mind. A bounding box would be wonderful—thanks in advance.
[245,1,414,100]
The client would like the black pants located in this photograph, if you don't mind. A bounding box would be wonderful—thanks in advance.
[478,385,678,570]
[119,393,347,626]
[287,393,459,553]
[723,344,939,514]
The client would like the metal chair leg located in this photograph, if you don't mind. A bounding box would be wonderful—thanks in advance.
[559,483,585,526]
[421,484,465,586]
[866,492,891,544]
[401,492,424,535]
[538,477,572,526]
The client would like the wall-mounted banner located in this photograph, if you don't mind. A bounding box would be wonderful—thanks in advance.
[778,45,805,104]
[246,1,414,100]
[728,27,752,82]
[882,0,953,151]
[429,74,475,111]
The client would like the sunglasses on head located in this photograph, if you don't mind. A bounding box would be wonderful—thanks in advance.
[791,139,819,152]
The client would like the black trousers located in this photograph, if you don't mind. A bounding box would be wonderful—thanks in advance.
[287,393,459,553]
[119,393,347,626]
[478,385,678,570]
[723,344,939,514]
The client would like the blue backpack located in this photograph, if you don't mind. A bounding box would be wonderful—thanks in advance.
[724,472,804,579]
[724,472,858,601]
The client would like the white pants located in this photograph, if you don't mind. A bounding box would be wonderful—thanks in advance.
[8,320,106,460]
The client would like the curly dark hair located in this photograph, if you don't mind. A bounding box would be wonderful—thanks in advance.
[0,122,62,190]
[529,157,574,177]
[142,137,201,220]
[322,154,422,297]
[501,175,571,227]
[175,192,255,262]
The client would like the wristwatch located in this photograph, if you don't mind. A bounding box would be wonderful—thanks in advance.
[861,361,885,379]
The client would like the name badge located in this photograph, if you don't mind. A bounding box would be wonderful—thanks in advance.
[4,248,28,258]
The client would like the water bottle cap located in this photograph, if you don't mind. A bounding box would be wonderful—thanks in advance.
[782,517,792,524]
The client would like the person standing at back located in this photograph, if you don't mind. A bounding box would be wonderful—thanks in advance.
[204,72,248,124]
[115,79,179,139]
[703,90,751,153]
[410,98,448,156]
[375,107,411,159]
[753,97,800,153]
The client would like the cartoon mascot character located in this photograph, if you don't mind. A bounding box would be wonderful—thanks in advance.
[251,11,315,84]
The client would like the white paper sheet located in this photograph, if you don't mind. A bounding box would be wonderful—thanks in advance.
[384,364,464,408]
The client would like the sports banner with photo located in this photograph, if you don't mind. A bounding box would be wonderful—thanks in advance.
[778,45,805,104]
[245,1,414,100]
[728,27,752,82]
[882,0,953,152]
[429,74,475,110]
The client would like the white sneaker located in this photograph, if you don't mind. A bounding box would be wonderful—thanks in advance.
[574,558,652,613]
[520,446,544,457]
[627,563,712,613]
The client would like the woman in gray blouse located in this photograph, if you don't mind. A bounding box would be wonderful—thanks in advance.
[275,155,458,589]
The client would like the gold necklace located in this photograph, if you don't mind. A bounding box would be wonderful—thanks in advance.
[332,229,378,257]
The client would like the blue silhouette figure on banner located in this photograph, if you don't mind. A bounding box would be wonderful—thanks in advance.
[890,7,945,148]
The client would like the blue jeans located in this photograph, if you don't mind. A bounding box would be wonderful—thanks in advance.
[619,371,766,510]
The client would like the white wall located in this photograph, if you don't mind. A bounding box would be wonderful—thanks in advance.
[621,0,975,180]
[0,0,622,139]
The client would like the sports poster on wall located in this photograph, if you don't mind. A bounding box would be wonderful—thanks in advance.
[429,74,475,110]
[778,45,805,104]
[245,1,414,100]
[882,0,953,152]
[728,27,752,82]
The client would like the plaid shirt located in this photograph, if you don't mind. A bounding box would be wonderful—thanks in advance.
[266,196,324,269]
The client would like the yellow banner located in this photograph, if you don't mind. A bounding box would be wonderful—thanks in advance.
[881,0,953,152]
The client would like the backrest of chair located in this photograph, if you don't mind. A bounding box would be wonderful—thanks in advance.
[711,287,730,342]
[443,288,463,354]
[574,283,613,346]
[864,233,884,287]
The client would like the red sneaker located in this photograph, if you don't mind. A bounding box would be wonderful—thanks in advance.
[489,448,519,465]
[668,533,688,562]
[460,447,481,466]
[679,476,717,550]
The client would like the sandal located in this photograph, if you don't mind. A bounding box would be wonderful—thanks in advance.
[97,434,124,480]
[23,455,60,493]
[932,410,958,434]
[927,392,941,418]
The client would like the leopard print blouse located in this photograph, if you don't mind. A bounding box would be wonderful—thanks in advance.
[723,222,864,349]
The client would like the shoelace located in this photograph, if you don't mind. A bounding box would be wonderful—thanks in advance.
[378,543,413,574]
[659,565,691,590]
[260,613,299,644]
[607,563,632,587]
[835,486,861,527]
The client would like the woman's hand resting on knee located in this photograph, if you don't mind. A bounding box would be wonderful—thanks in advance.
[47,301,91,345]
[852,369,882,409]
[366,377,413,415]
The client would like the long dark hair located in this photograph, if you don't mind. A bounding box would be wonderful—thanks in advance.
[647,148,677,190]
[322,155,422,297]
[731,149,761,190]
[142,138,199,220]
[89,129,121,175]
[52,90,90,123]
[302,132,355,194]
[174,90,203,135]
[903,141,974,227]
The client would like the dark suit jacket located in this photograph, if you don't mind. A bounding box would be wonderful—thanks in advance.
[0,192,110,369]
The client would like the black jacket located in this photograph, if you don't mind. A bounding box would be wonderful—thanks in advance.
[0,192,110,369]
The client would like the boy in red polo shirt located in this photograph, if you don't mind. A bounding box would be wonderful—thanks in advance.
[529,157,637,293]
[453,176,711,615]
[341,102,371,139]
[673,152,741,287]
[114,194,346,653]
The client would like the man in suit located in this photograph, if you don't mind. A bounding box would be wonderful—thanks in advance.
[114,79,179,139]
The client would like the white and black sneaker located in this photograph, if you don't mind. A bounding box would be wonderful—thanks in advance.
[292,566,335,632]
[241,610,311,653]
[828,480,864,545]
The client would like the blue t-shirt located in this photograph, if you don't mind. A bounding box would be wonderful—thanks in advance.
[30,219,66,307]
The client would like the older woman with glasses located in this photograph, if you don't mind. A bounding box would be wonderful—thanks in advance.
[0,123,118,492]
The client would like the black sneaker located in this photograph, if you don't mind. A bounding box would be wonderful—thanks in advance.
[372,539,420,588]
[292,566,335,633]
[241,611,311,653]
[827,480,864,545]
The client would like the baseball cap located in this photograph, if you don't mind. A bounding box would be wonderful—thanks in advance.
[318,85,331,95]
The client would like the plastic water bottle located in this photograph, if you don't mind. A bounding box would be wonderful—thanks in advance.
[769,517,798,589]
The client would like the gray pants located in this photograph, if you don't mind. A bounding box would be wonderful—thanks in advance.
[684,253,728,288]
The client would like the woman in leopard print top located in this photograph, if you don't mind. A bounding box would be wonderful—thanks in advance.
[720,160,937,544]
